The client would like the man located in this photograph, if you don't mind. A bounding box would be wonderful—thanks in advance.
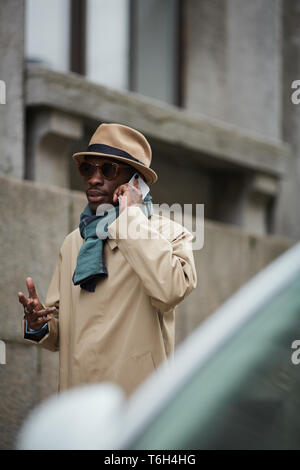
[18,123,197,397]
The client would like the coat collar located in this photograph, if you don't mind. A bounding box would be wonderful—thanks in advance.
[107,238,118,250]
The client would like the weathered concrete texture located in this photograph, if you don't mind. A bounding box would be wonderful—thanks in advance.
[26,109,83,188]
[0,0,25,178]
[0,343,59,450]
[210,172,280,235]
[273,0,300,239]
[184,0,282,141]
[0,343,38,450]
[69,189,86,233]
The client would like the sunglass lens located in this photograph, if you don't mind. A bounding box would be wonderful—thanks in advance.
[79,162,94,178]
[101,163,117,179]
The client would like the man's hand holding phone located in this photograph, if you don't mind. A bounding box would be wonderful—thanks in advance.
[112,173,143,213]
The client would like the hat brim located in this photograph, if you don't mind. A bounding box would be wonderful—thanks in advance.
[72,152,158,185]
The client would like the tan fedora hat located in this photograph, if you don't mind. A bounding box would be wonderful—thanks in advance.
[72,123,158,185]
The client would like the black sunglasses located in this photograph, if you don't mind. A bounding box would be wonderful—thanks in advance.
[77,160,132,180]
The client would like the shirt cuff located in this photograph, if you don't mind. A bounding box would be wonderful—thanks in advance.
[24,319,48,335]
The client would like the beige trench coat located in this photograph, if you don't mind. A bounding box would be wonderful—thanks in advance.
[22,206,197,396]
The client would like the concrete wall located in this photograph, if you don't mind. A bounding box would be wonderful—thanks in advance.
[273,0,300,239]
[183,0,300,239]
[184,0,282,140]
[0,172,293,449]
[0,0,25,178]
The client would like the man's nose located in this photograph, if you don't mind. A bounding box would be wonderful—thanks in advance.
[87,167,104,185]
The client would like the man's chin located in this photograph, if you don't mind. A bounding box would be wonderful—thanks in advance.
[88,200,117,214]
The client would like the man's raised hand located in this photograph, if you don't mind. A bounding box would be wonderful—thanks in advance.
[18,277,56,331]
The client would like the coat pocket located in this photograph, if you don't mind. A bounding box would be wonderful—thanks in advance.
[119,351,156,396]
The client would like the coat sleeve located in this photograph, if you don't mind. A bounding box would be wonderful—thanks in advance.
[108,206,197,312]
[22,250,61,352]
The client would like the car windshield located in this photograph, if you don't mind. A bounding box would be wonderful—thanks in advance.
[132,273,300,450]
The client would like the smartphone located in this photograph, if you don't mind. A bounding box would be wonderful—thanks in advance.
[128,172,149,200]
[118,172,149,204]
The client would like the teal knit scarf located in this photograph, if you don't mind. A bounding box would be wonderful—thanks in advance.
[72,193,154,292]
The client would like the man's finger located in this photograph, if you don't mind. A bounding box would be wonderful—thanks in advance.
[32,307,57,319]
[113,186,122,202]
[25,298,34,314]
[18,292,27,307]
[36,315,52,325]
[18,293,34,312]
[27,310,55,325]
[29,317,52,330]
[113,184,128,203]
[26,277,38,299]
[112,188,119,203]
[117,184,128,195]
